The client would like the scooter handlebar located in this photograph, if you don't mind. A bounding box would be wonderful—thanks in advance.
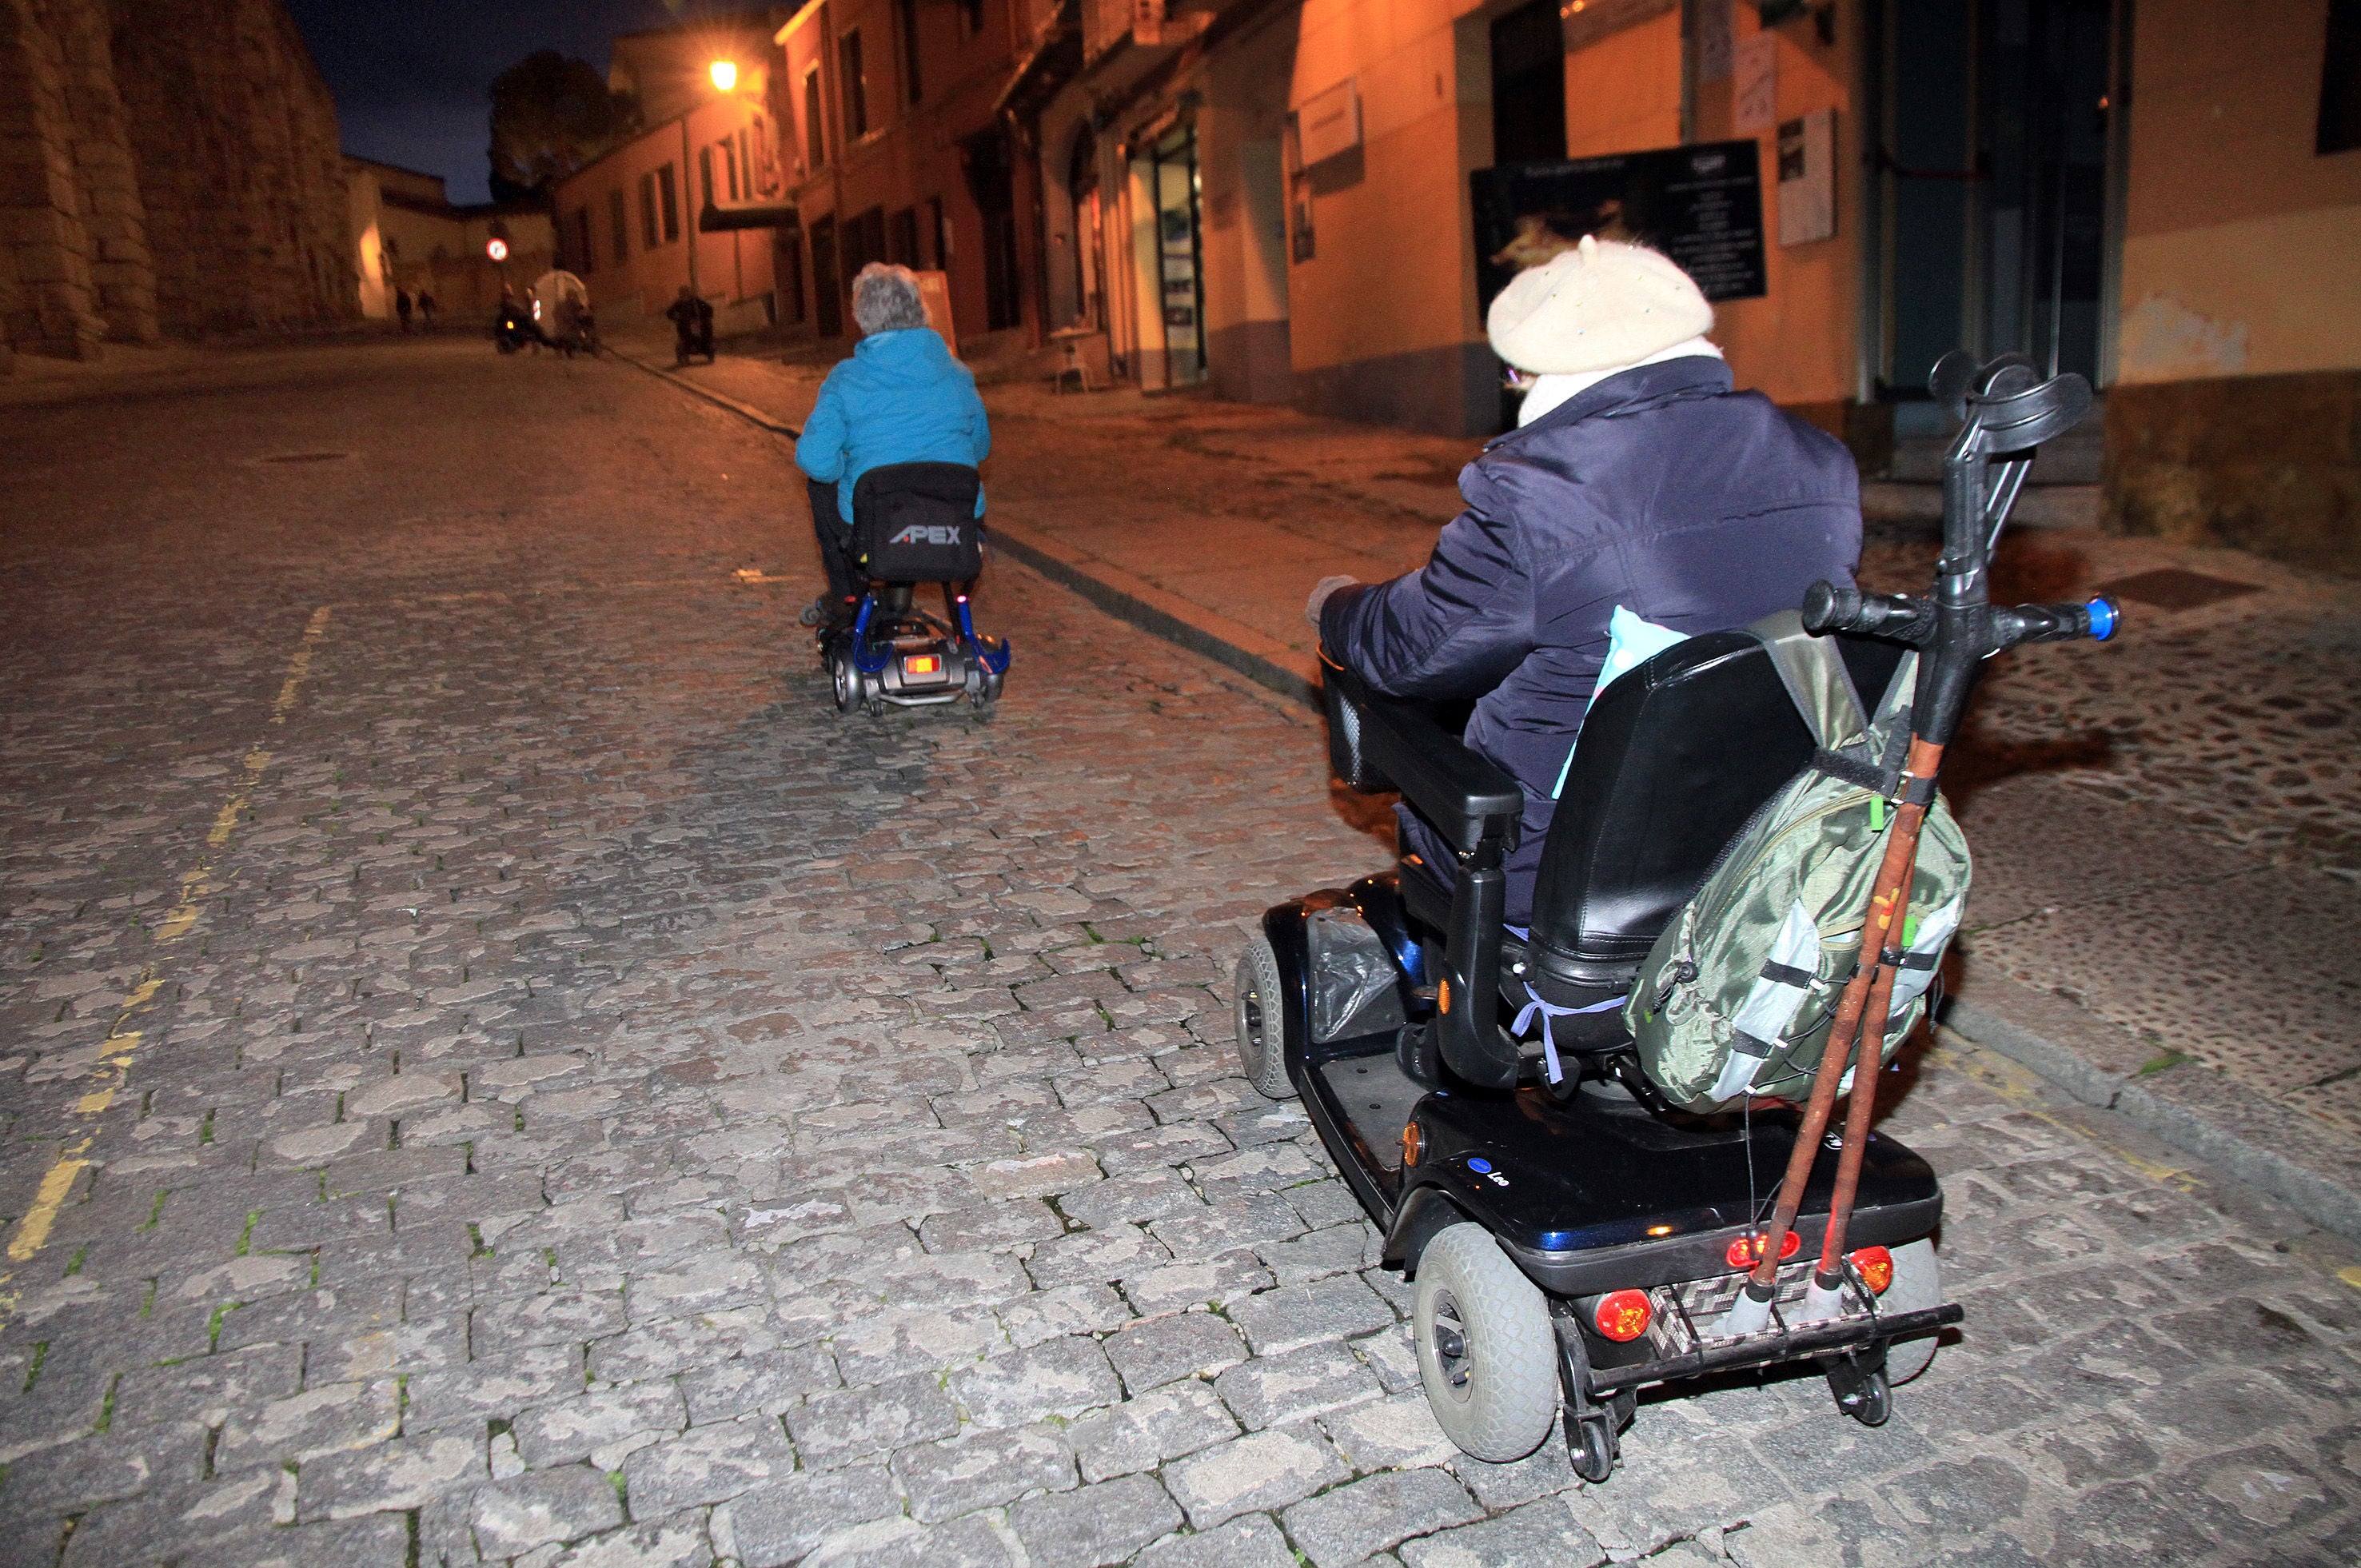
[1800,581,1936,644]
[1992,596,2120,649]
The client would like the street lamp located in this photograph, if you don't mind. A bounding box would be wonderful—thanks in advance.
[680,60,739,309]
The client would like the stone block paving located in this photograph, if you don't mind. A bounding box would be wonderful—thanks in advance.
[0,341,2357,1567]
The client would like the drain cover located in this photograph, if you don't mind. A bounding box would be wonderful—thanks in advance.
[257,451,352,465]
[2092,568,2261,611]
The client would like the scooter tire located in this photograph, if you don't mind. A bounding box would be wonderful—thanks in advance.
[1233,933,1295,1101]
[828,650,859,715]
[1413,1223,1561,1463]
[1881,1237,1943,1383]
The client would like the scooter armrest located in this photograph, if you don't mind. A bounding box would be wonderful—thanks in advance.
[1322,660,1522,856]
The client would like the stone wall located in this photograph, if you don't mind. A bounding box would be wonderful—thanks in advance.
[0,0,351,364]
[2104,370,2361,580]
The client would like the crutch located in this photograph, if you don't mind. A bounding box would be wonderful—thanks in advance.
[1722,352,2110,1336]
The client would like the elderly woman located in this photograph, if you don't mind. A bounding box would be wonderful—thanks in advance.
[796,263,991,628]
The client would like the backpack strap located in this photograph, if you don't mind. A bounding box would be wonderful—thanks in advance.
[1746,610,1872,752]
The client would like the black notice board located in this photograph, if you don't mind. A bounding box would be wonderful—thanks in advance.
[1469,140,1768,314]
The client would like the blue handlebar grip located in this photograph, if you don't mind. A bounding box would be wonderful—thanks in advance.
[2086,596,2118,641]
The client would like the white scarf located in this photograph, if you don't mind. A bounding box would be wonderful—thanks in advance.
[1516,336,1727,427]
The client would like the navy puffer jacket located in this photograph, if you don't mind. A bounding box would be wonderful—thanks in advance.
[1319,355,1862,925]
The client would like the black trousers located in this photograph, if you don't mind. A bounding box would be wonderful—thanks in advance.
[808,480,859,606]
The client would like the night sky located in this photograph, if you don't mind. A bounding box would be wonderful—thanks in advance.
[285,0,687,205]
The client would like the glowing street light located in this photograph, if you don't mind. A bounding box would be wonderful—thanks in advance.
[708,59,737,92]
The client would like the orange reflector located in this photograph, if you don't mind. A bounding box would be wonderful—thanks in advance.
[1724,1229,1802,1270]
[1593,1289,1652,1343]
[1401,1122,1422,1167]
[1849,1246,1894,1294]
[1437,979,1452,1015]
[904,654,942,676]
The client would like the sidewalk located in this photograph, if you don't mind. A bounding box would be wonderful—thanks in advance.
[626,339,2361,1241]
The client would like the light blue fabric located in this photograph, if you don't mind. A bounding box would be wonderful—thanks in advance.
[795,328,991,522]
[1550,605,1690,797]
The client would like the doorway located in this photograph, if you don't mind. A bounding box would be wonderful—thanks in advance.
[1873,0,2115,417]
[1490,0,1567,166]
[1150,126,1205,387]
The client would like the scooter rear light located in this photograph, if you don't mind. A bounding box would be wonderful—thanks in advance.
[1725,1229,1801,1270]
[1400,1122,1422,1167]
[904,653,943,676]
[1849,1246,1894,1295]
[1593,1290,1651,1343]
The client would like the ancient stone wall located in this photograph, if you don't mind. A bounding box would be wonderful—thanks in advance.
[0,0,350,364]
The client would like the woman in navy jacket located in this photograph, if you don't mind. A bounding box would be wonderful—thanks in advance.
[1314,237,1863,926]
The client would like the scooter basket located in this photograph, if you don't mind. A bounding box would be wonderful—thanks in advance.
[851,462,985,584]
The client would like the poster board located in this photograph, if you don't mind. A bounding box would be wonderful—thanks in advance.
[915,269,957,359]
[1468,140,1769,317]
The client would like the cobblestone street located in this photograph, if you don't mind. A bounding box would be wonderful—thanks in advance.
[3,340,2359,1568]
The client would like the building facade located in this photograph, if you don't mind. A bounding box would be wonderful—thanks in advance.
[346,160,556,324]
[1004,0,2356,572]
[772,0,1045,348]
[1,0,353,365]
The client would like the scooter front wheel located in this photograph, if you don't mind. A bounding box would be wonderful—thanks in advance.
[1413,1223,1560,1463]
[1233,934,1294,1101]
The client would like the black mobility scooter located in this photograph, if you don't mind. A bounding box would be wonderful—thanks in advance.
[824,461,1011,716]
[1236,353,2109,1480]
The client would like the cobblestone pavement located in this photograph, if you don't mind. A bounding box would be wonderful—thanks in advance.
[3,340,2359,1568]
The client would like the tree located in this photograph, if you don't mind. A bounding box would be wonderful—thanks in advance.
[489,52,641,202]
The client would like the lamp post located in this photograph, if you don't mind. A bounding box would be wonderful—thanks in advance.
[680,59,739,307]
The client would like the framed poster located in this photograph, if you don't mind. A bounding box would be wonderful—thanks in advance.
[1469,139,1768,313]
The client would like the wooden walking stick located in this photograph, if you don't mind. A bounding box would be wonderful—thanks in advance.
[1720,352,2108,1339]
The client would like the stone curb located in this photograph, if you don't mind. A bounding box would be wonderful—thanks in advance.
[605,344,801,436]
[987,517,1322,709]
[1946,976,2361,1243]
[617,343,2361,1241]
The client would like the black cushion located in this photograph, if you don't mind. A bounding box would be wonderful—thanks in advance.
[1523,632,1903,995]
[851,462,984,584]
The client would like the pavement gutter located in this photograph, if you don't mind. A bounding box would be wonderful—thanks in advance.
[627,345,2361,1245]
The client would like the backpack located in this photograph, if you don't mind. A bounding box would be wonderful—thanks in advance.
[1625,612,1972,1111]
[851,463,986,584]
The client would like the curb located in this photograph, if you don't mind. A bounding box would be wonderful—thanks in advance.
[1945,978,2361,1243]
[987,517,1322,709]
[606,345,801,436]
[613,344,2361,1239]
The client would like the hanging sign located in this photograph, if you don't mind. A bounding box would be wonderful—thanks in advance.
[1470,140,1769,311]
[1296,78,1361,168]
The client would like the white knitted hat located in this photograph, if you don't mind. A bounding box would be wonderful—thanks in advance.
[1486,234,1714,375]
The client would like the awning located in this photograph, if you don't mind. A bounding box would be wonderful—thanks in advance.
[700,202,800,233]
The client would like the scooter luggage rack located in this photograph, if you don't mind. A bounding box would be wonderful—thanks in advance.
[1574,1289,1964,1398]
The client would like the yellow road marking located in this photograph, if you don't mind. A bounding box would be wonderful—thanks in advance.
[2339,1267,2361,1295]
[1944,1029,2199,1191]
[0,608,332,1315]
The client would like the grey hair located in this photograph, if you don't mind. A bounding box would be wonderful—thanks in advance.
[851,262,927,333]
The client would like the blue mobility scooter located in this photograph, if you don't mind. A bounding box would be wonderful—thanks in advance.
[1235,353,2112,1480]
[824,461,1011,716]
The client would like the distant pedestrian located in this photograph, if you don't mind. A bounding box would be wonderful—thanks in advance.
[395,288,413,333]
[417,289,437,330]
[666,285,715,366]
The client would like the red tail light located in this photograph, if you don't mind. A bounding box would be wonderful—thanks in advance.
[1593,1290,1651,1343]
[1725,1229,1801,1271]
[904,653,943,676]
[1849,1246,1894,1294]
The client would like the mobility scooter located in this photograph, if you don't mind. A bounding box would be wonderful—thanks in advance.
[823,461,1011,716]
[1235,353,2112,1479]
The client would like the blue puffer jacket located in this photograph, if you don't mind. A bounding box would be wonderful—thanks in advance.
[1319,355,1862,924]
[796,328,991,521]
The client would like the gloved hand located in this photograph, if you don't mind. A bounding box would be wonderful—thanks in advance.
[1306,575,1359,628]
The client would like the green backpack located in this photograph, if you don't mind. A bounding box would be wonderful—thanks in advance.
[1625,612,1972,1111]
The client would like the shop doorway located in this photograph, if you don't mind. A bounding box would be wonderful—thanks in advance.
[1150,126,1205,387]
[1872,0,2115,419]
[811,214,842,338]
[1490,0,1567,166]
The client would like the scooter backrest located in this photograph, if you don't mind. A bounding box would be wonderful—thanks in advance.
[1524,631,1902,990]
[851,463,984,585]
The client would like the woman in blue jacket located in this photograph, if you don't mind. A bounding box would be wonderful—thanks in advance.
[796,263,991,628]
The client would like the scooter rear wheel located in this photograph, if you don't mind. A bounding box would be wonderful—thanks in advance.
[1881,1237,1942,1383]
[829,649,859,715]
[1414,1223,1560,1463]
[1233,934,1294,1101]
